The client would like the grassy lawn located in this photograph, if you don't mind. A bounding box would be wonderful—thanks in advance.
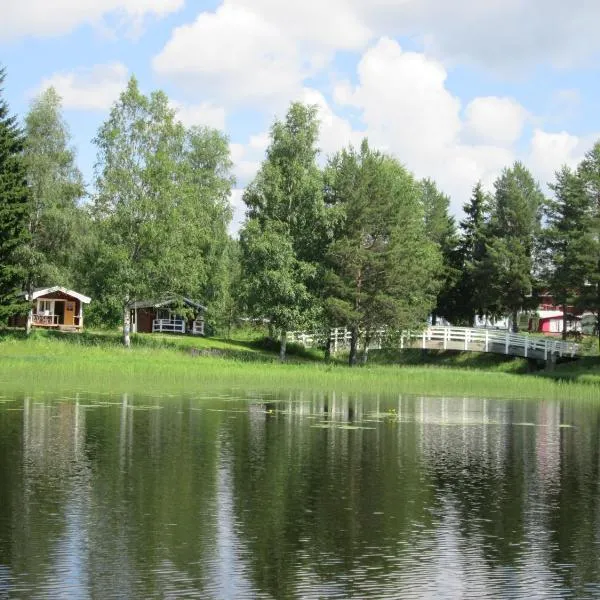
[0,328,599,401]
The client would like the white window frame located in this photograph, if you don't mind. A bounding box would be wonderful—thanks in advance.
[37,299,54,316]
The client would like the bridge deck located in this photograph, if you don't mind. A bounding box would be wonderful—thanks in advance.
[288,326,579,362]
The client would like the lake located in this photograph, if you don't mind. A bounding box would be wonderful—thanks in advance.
[0,390,598,599]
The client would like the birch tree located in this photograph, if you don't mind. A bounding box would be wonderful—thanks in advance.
[240,103,324,359]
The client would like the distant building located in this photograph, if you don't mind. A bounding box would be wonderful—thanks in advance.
[128,297,205,336]
[8,286,91,332]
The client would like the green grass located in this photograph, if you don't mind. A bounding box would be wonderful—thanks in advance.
[0,329,599,401]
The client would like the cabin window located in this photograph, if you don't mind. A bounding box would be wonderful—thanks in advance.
[38,300,53,315]
[66,302,74,311]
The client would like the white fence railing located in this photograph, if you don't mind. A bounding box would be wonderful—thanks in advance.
[191,319,205,336]
[152,319,186,334]
[288,326,579,360]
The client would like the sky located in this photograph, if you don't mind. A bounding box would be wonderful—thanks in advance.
[2,0,600,234]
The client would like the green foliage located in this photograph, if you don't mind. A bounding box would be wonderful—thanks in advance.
[455,182,491,324]
[323,140,441,363]
[420,178,461,323]
[542,166,597,326]
[483,162,545,329]
[86,77,234,339]
[0,67,30,321]
[22,87,86,291]
[577,143,600,325]
[240,103,325,358]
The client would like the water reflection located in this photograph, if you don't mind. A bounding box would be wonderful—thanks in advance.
[0,392,598,598]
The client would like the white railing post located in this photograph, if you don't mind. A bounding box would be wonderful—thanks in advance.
[505,332,509,354]
[524,334,528,358]
[443,328,447,350]
[422,331,426,349]
[485,329,489,352]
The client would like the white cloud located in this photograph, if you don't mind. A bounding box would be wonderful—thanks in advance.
[0,0,184,41]
[170,101,226,131]
[527,129,593,187]
[230,0,371,51]
[36,62,128,111]
[229,136,268,188]
[153,4,308,106]
[332,38,520,211]
[301,88,365,157]
[464,97,528,146]
[228,188,246,237]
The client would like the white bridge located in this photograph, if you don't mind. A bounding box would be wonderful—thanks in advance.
[289,326,580,362]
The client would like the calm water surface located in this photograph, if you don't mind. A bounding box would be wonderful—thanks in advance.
[0,391,599,599]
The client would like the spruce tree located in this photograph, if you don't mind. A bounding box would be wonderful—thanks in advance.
[577,142,600,346]
[486,162,544,331]
[543,166,597,339]
[457,182,491,325]
[0,67,29,322]
[420,178,460,324]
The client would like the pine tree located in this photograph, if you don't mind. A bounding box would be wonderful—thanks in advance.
[323,140,440,365]
[0,67,30,322]
[543,166,597,339]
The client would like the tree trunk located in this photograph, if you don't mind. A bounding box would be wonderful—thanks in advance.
[324,335,332,361]
[431,312,437,326]
[279,330,287,362]
[349,327,359,367]
[25,281,33,336]
[25,309,32,336]
[268,321,275,341]
[512,309,519,333]
[562,303,568,341]
[361,335,371,365]
[123,305,131,348]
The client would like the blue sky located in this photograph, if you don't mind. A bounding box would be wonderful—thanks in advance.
[2,0,600,232]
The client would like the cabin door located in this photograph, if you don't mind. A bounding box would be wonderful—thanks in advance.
[64,301,76,326]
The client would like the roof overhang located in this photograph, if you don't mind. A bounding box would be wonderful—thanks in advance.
[128,297,206,311]
[27,287,91,304]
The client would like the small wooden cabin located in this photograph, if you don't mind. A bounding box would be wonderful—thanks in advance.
[9,287,91,331]
[129,297,205,336]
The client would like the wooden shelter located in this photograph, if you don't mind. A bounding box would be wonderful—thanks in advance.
[9,287,91,331]
[129,297,205,336]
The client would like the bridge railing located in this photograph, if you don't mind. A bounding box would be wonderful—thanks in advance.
[288,326,579,360]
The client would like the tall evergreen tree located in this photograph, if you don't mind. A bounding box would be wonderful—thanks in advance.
[22,87,86,313]
[420,178,460,324]
[240,103,324,360]
[323,140,440,365]
[456,182,491,325]
[485,162,544,331]
[543,166,597,339]
[0,67,30,322]
[577,142,600,345]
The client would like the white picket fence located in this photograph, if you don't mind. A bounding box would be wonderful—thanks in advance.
[288,326,580,361]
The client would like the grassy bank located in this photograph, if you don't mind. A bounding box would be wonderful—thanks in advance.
[0,329,599,401]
